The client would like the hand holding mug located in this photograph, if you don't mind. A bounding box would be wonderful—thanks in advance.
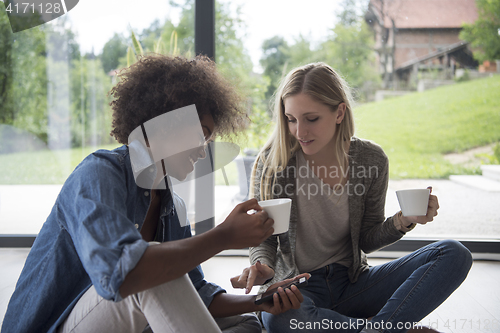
[398,186,439,226]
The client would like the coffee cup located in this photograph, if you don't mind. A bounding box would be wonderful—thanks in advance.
[258,198,292,234]
[396,189,430,217]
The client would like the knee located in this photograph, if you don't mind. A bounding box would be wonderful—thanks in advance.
[437,239,473,273]
[132,274,192,305]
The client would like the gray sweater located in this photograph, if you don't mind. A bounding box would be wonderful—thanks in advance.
[249,137,406,288]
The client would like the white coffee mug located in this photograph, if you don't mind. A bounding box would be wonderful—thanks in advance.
[258,198,292,234]
[396,189,430,216]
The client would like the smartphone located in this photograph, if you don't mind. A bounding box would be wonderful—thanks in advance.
[254,276,308,305]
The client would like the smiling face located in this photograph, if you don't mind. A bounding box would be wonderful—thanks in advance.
[284,93,345,159]
[162,113,215,181]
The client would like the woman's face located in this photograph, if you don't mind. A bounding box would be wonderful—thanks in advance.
[284,93,345,159]
[163,113,215,181]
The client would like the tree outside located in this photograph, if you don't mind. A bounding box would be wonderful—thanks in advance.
[259,0,380,103]
[460,0,500,63]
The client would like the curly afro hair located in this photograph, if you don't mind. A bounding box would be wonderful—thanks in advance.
[109,54,248,144]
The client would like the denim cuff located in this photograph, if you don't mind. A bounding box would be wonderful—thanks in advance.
[110,239,149,302]
[197,282,226,308]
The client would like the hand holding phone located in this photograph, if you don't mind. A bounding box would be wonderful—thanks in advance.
[255,276,308,305]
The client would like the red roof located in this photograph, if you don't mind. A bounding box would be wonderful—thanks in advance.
[369,0,478,29]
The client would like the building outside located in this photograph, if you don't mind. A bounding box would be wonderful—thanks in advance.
[365,0,479,89]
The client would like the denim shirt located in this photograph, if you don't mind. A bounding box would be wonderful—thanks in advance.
[1,145,225,333]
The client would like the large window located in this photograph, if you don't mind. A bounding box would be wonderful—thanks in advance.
[0,0,499,247]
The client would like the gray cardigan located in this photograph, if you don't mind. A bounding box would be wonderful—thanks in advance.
[249,137,406,288]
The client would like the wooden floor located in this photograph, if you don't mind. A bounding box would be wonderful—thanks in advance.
[1,249,499,332]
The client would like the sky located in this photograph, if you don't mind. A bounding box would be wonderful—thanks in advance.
[61,0,343,72]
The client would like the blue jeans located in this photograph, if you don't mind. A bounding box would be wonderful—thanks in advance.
[262,240,472,333]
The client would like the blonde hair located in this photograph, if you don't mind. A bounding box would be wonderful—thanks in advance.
[250,62,355,200]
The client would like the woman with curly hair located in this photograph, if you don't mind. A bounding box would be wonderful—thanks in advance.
[2,54,307,333]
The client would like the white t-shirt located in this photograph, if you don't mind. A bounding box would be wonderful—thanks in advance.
[294,150,353,273]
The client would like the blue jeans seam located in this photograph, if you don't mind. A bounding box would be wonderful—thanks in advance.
[326,268,335,309]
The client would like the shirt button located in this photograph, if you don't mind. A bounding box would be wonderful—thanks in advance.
[144,191,149,197]
[135,224,139,229]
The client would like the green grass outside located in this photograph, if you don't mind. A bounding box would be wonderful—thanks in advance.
[354,75,500,179]
[1,76,499,184]
[0,145,120,184]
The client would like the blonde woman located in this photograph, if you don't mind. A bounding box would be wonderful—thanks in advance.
[231,63,472,333]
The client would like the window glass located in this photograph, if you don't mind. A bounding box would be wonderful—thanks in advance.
[1,0,498,240]
[0,0,191,234]
[216,0,500,240]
